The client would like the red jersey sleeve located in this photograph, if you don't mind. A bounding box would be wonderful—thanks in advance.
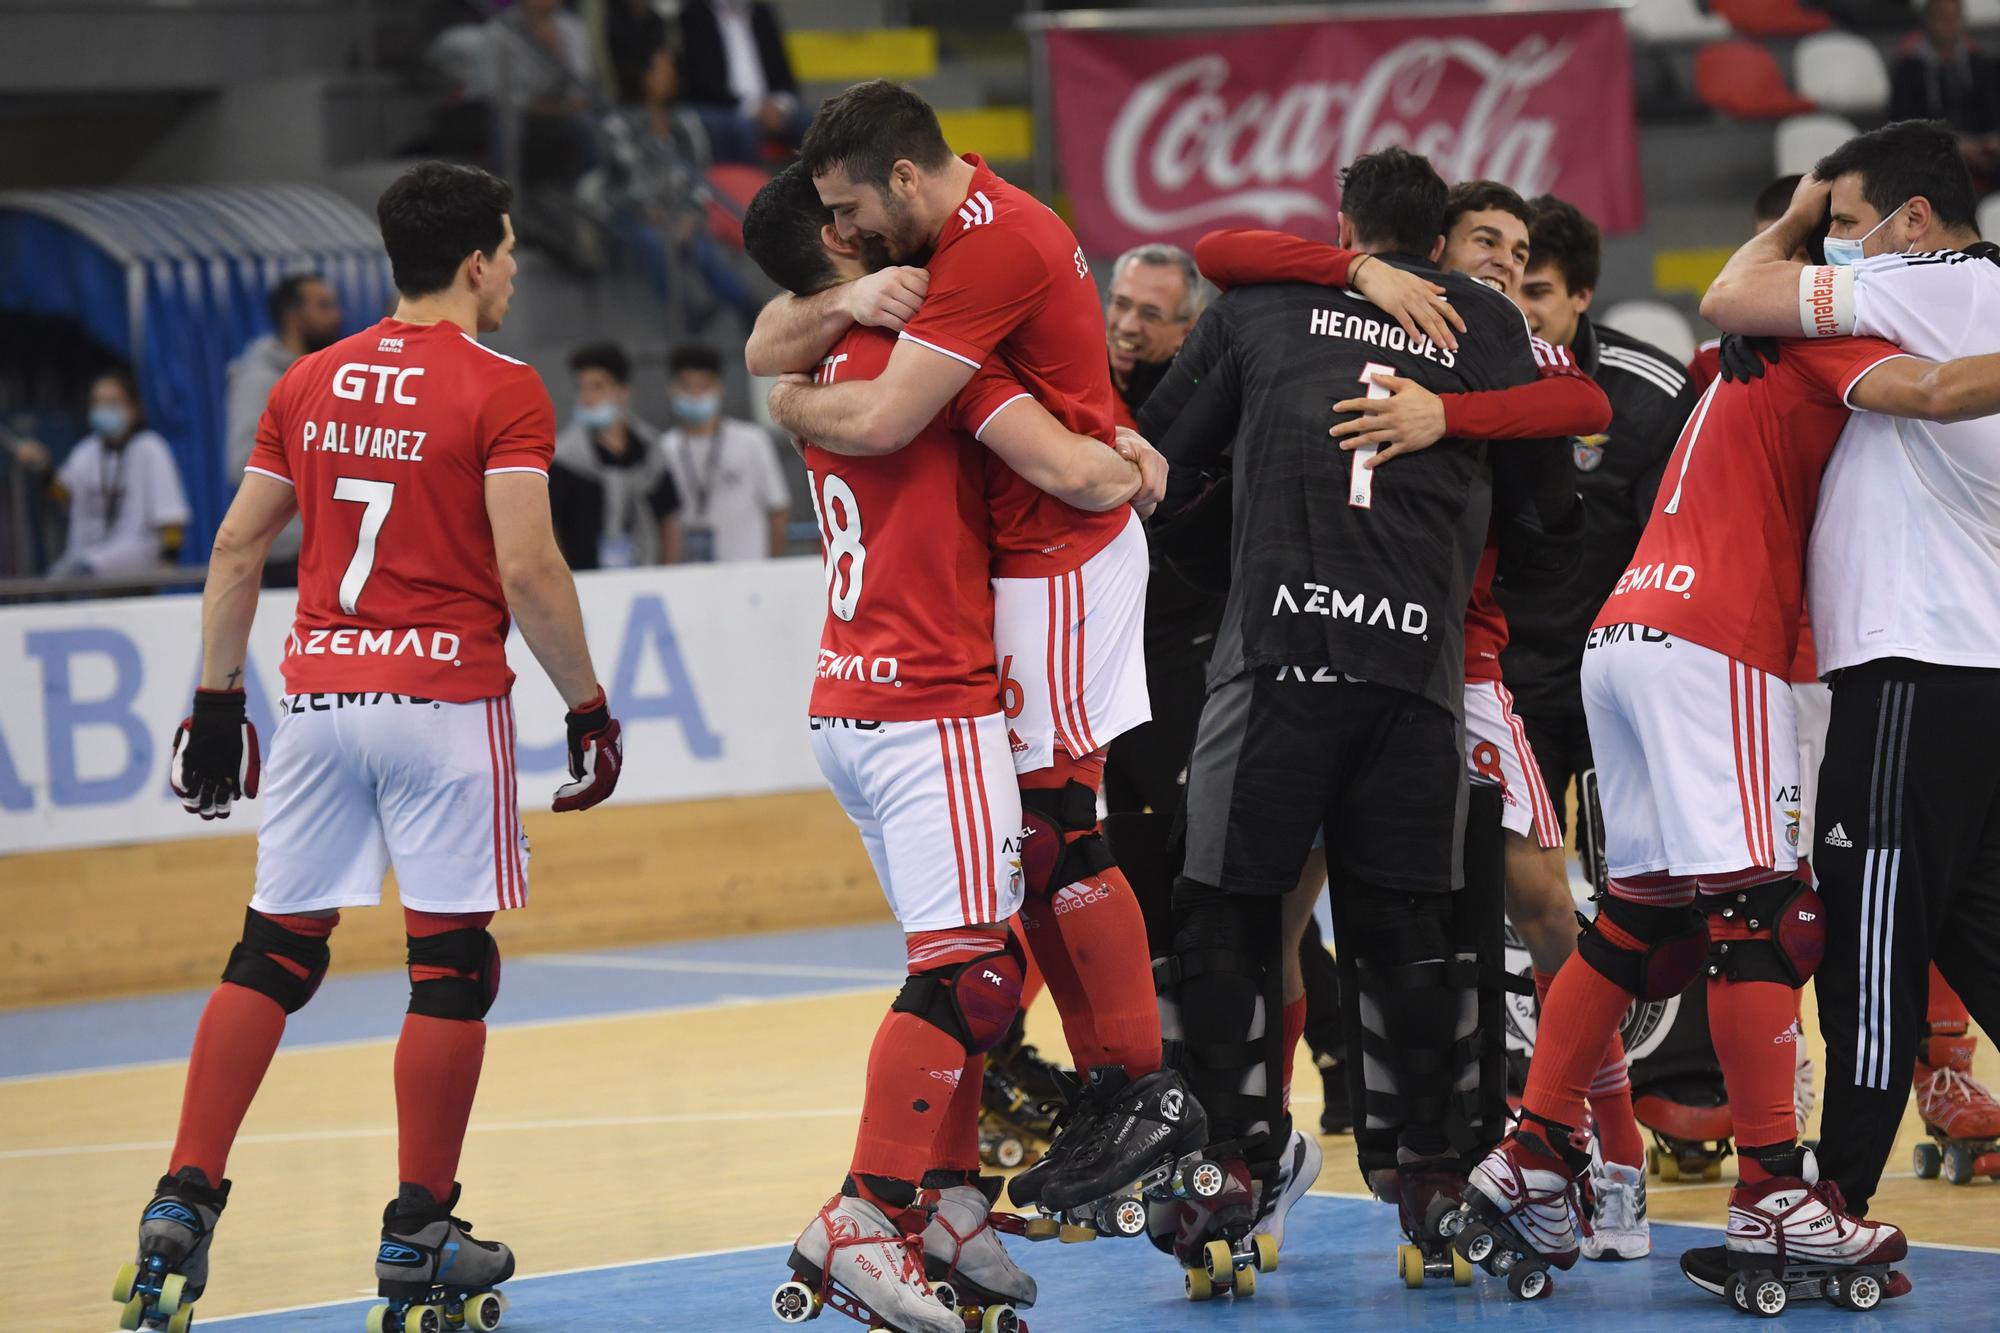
[1781,335,1909,404]
[900,227,1049,368]
[946,358,1034,439]
[480,367,557,474]
[246,377,293,484]
[1439,364,1613,440]
[1194,229,1359,291]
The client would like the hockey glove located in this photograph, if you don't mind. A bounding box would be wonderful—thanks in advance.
[169,688,260,820]
[553,687,623,812]
[1718,334,1781,384]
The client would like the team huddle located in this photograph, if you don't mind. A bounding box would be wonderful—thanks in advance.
[107,76,2000,1333]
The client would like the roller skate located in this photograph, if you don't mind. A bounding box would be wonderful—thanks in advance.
[1910,1030,2000,1186]
[1437,1118,1587,1301]
[367,1183,512,1333]
[774,1191,962,1333]
[1147,1154,1278,1301]
[1701,1146,1910,1315]
[1383,1153,1475,1289]
[978,1038,1062,1171]
[921,1175,1035,1333]
[1248,1127,1321,1250]
[1636,1076,1733,1181]
[1034,1067,1208,1213]
[112,1168,229,1332]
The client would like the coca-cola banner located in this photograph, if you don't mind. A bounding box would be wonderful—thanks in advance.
[1044,8,1643,257]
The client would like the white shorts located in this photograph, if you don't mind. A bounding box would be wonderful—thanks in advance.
[253,693,529,915]
[1464,678,1562,849]
[993,509,1151,773]
[1792,679,1832,854]
[1581,628,1802,882]
[811,712,1026,932]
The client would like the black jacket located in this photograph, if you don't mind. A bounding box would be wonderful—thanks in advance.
[677,1,799,109]
[1495,316,1700,718]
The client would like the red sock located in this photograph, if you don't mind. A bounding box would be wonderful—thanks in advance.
[169,911,337,1182]
[1013,919,1046,1011]
[395,910,492,1199]
[1015,753,1162,1078]
[935,1055,986,1178]
[1280,996,1308,1113]
[1588,1038,1647,1170]
[1709,975,1800,1182]
[1522,929,1648,1133]
[851,1012,969,1184]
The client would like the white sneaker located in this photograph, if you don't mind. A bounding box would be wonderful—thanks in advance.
[790,1195,962,1333]
[1249,1129,1323,1249]
[922,1182,1036,1307]
[1581,1161,1651,1260]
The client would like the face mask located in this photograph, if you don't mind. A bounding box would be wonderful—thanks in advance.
[89,405,131,440]
[1822,200,1911,267]
[577,400,621,430]
[673,391,722,424]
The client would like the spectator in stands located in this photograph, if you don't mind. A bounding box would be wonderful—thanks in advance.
[1104,243,1205,428]
[551,342,683,570]
[226,274,343,586]
[1891,0,2000,185]
[14,371,190,578]
[677,0,812,164]
[659,345,792,562]
[429,0,598,187]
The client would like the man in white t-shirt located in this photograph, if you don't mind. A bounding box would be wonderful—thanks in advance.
[658,344,793,562]
[1703,119,2000,1223]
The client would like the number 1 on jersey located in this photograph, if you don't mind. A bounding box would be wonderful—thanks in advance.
[1348,362,1394,510]
[332,476,395,614]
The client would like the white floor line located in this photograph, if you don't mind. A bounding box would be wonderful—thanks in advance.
[0,981,892,1087]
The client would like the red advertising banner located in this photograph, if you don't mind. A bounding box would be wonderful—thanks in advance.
[1044,8,1643,257]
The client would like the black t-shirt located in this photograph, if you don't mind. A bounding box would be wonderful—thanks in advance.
[548,433,682,571]
[1141,256,1542,712]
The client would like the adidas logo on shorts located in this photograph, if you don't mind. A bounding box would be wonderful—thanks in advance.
[1823,823,1853,849]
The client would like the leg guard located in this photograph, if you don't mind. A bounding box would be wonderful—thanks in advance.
[1019,781,1114,898]
[407,928,502,1020]
[1701,879,1824,987]
[1577,896,1707,1002]
[1158,877,1284,1158]
[1334,782,1521,1183]
[892,934,1026,1054]
[221,908,333,1014]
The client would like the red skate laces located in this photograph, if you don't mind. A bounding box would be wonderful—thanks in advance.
[1919,1065,2000,1134]
[817,1205,933,1295]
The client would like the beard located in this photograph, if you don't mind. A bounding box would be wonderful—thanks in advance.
[873,192,933,264]
[858,233,895,274]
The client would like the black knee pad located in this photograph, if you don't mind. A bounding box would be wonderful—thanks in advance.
[407,928,502,1020]
[1158,879,1284,1147]
[1019,782,1114,897]
[892,935,1026,1054]
[221,908,331,1014]
[1577,895,1707,1000]
[1701,878,1825,987]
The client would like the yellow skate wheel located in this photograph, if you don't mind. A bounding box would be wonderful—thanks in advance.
[158,1272,187,1316]
[1452,1251,1473,1286]
[119,1296,145,1331]
[980,1305,1020,1333]
[1235,1264,1257,1299]
[1022,1217,1060,1242]
[402,1305,443,1333]
[168,1306,193,1333]
[113,1262,140,1304]
[1202,1239,1233,1281]
[1701,1160,1722,1182]
[1184,1266,1215,1302]
[1658,1156,1681,1182]
[365,1306,391,1333]
[1057,1223,1096,1244]
[1253,1232,1280,1273]
[466,1291,505,1332]
[1646,1146,1661,1177]
[1398,1243,1424,1288]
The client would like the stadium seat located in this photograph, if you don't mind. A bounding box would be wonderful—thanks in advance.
[1711,0,1833,37]
[1775,113,1860,176]
[705,163,770,251]
[1695,42,1817,119]
[1793,32,1891,115]
[1980,193,2000,244]
[1600,300,1699,366]
[1623,0,1729,41]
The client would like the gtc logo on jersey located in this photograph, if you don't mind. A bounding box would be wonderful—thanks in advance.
[1270,581,1430,637]
[332,362,425,405]
[1612,561,1696,598]
[1573,433,1609,471]
[957,190,995,230]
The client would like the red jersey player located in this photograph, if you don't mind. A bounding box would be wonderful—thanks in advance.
[115,164,622,1333]
[1452,331,2000,1302]
[741,165,1148,1331]
[747,80,1207,1223]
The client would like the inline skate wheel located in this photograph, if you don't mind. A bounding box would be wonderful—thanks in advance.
[994,1137,1026,1170]
[157,1272,187,1317]
[365,1305,391,1333]
[1464,1230,1496,1264]
[403,1305,444,1333]
[1022,1217,1060,1242]
[1185,1161,1227,1200]
[1235,1264,1257,1299]
[1944,1144,1976,1185]
[1398,1243,1424,1288]
[1750,1274,1787,1317]
[981,1306,1019,1333]
[118,1296,145,1332]
[771,1279,818,1323]
[466,1291,506,1332]
[1913,1142,1941,1180]
[112,1262,140,1305]
[1252,1233,1279,1273]
[932,1281,959,1312]
[1112,1198,1148,1238]
[1507,1265,1550,1300]
[1202,1239,1233,1282]
[1184,1265,1215,1302]
[1435,1207,1466,1241]
[1843,1273,1882,1312]
[1452,1251,1473,1287]
[1726,1271,1751,1312]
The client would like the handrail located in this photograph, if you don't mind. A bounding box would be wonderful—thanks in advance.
[0,568,207,604]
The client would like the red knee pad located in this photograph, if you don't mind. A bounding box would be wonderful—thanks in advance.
[895,929,1026,1053]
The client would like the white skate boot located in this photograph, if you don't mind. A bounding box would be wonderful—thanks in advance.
[775,1194,961,1333]
[1438,1121,1586,1300]
[1580,1159,1650,1261]
[1249,1128,1322,1250]
[1720,1148,1909,1314]
[922,1176,1036,1316]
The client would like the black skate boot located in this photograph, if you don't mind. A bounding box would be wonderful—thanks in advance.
[1036,1067,1209,1213]
[1007,1066,1103,1208]
[369,1183,515,1333]
[112,1168,229,1332]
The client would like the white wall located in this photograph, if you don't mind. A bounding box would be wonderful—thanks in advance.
[0,560,828,855]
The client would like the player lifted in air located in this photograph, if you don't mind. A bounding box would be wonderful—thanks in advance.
[748,81,1204,1234]
[1449,172,2000,1306]
[111,163,623,1333]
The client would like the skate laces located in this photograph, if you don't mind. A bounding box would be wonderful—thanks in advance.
[1924,1064,1996,1109]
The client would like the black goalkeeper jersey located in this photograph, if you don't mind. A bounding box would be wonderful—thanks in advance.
[1140,255,1543,713]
